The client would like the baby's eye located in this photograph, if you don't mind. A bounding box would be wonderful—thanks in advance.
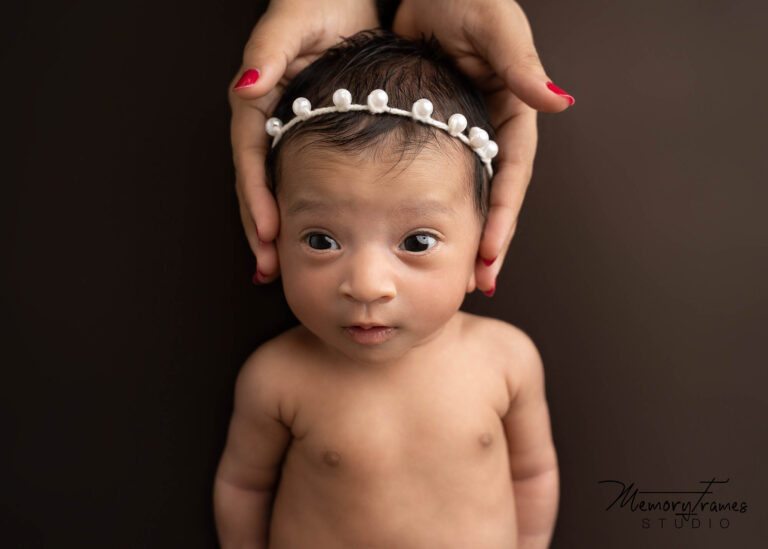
[306,233,340,250]
[400,233,437,253]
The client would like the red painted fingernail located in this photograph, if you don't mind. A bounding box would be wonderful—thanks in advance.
[252,268,266,284]
[546,81,575,106]
[482,256,497,267]
[234,69,260,90]
[483,279,496,297]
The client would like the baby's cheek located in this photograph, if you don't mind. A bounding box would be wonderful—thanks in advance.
[282,271,333,328]
[410,273,466,323]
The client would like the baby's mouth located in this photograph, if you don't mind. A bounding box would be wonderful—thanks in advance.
[343,325,395,345]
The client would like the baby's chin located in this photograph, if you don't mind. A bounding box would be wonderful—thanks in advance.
[308,323,451,369]
[329,330,414,368]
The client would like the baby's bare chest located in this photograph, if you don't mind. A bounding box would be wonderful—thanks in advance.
[267,325,519,547]
[286,358,510,479]
[268,354,517,548]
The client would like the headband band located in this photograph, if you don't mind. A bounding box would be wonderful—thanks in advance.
[265,88,498,178]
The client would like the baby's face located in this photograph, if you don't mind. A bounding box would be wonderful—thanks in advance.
[275,140,482,366]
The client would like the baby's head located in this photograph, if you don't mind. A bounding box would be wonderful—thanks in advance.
[265,31,496,365]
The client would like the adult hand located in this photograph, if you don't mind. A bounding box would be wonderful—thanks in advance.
[230,0,378,284]
[394,0,574,295]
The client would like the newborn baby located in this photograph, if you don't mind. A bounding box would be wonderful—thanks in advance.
[214,30,558,549]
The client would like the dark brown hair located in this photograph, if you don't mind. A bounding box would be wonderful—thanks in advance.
[265,30,494,218]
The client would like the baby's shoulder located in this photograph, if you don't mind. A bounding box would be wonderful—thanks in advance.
[245,324,315,365]
[458,312,539,360]
[235,325,315,424]
[457,312,543,395]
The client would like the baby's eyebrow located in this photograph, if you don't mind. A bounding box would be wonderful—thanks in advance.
[391,202,454,217]
[285,198,339,216]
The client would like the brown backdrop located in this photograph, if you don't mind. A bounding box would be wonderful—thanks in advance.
[3,0,766,547]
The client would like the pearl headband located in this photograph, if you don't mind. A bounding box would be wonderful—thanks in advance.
[265,88,498,178]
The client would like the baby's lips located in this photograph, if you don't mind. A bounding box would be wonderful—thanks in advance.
[345,322,391,329]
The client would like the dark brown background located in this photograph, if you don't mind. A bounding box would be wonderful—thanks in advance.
[3,0,766,547]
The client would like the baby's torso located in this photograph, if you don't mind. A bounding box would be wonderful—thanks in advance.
[268,315,518,548]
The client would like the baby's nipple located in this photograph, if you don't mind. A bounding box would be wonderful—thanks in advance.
[323,450,341,467]
[478,432,493,448]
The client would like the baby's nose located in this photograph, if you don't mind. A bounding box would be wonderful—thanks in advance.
[338,249,396,304]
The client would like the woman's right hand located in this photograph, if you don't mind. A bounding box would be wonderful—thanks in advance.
[229,0,378,284]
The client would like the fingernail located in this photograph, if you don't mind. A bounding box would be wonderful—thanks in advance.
[546,81,575,106]
[252,268,266,284]
[483,279,496,297]
[234,69,260,90]
[482,256,497,267]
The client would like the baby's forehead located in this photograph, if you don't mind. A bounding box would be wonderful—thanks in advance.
[278,134,476,201]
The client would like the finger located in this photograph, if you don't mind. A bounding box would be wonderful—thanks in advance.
[236,183,281,283]
[235,181,260,257]
[475,228,512,295]
[234,155,281,280]
[230,9,306,98]
[467,1,574,112]
[254,240,280,283]
[231,98,281,241]
[479,105,537,261]
[475,105,538,292]
[235,155,281,244]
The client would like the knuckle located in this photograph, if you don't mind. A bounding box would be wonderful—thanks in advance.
[521,48,542,67]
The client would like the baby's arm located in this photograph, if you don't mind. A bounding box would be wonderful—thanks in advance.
[214,349,292,549]
[502,333,559,549]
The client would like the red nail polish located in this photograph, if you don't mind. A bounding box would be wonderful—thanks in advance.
[252,267,267,284]
[234,69,260,90]
[482,256,496,267]
[546,81,575,106]
[483,280,496,297]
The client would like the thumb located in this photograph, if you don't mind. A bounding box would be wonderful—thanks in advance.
[470,2,574,113]
[231,10,304,99]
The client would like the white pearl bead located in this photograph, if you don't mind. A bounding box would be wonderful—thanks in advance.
[411,98,433,120]
[332,89,352,110]
[265,117,283,137]
[447,114,467,136]
[367,89,388,113]
[469,127,489,149]
[292,97,311,117]
[482,140,499,159]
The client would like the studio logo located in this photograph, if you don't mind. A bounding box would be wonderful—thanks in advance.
[598,477,748,529]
